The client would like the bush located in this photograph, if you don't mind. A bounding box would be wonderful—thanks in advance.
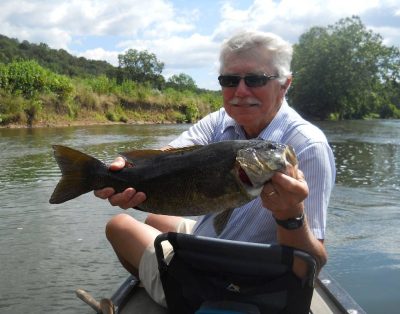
[24,99,43,126]
[83,75,118,95]
[0,112,23,125]
[106,111,118,121]
[48,74,74,100]
[6,60,47,96]
[380,103,400,119]
[0,63,8,89]
[74,84,102,111]
[0,90,25,114]
[2,60,74,100]
[182,101,199,123]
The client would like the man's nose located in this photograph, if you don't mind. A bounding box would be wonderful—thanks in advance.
[234,78,252,97]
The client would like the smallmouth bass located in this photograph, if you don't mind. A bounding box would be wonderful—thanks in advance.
[49,140,297,234]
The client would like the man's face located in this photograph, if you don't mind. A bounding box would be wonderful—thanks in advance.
[221,48,288,138]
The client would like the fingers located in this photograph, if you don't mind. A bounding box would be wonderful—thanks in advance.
[261,167,308,218]
[108,188,147,210]
[94,157,127,199]
[93,157,146,209]
[94,187,116,199]
[272,171,308,199]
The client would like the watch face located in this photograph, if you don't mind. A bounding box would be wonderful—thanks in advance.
[285,219,303,229]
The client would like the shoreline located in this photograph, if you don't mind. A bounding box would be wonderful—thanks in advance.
[0,119,178,129]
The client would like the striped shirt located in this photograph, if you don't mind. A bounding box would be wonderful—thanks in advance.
[168,100,336,243]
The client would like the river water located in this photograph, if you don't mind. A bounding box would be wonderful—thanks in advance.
[0,121,399,313]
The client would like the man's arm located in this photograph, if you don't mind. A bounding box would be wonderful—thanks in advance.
[261,165,328,276]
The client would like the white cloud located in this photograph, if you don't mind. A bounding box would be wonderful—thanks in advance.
[117,33,219,69]
[0,0,195,48]
[0,0,399,89]
[212,0,398,45]
[370,26,400,46]
[78,47,120,66]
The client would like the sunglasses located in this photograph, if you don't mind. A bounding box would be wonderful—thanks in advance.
[218,74,278,88]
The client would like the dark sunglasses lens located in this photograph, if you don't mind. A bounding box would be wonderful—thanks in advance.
[218,75,241,87]
[244,75,267,87]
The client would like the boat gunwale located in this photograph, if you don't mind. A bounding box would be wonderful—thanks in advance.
[314,269,366,314]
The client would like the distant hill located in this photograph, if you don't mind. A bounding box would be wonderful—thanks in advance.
[0,34,116,78]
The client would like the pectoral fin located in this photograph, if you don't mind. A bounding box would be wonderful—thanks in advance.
[213,208,234,235]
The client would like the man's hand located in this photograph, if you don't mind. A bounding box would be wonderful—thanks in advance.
[93,157,147,209]
[261,164,308,220]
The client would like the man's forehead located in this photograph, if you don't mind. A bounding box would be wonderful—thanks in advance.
[223,51,274,73]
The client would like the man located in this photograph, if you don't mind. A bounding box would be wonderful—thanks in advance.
[95,31,336,307]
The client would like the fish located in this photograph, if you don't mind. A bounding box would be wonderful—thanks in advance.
[49,140,297,234]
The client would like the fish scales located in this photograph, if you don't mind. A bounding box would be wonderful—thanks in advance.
[49,140,297,234]
[124,141,250,215]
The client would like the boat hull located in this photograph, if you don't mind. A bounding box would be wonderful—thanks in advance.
[110,270,366,314]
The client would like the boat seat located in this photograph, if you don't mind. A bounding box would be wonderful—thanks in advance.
[154,232,317,314]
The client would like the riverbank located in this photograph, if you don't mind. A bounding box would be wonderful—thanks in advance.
[0,118,177,129]
[0,61,222,129]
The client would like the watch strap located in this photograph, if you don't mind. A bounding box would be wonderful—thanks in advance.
[273,212,305,230]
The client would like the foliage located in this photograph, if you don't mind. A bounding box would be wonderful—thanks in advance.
[0,90,25,124]
[83,75,118,95]
[1,59,73,99]
[289,16,400,120]
[166,73,197,91]
[118,49,165,88]
[182,101,200,122]
[0,34,115,78]
[0,34,224,127]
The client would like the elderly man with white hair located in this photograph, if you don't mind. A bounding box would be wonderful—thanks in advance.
[95,30,336,307]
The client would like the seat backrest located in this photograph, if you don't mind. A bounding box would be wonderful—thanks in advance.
[154,232,317,314]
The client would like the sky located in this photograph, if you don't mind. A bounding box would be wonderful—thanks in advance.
[1,0,400,90]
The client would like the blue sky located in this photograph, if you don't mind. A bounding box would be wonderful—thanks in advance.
[1,0,399,90]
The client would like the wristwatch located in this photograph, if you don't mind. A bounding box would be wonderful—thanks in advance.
[273,212,305,230]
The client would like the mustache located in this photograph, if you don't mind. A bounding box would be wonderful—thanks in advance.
[228,97,262,107]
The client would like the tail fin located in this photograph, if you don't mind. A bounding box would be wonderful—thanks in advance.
[49,145,105,204]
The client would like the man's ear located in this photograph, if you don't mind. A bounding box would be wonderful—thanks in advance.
[282,76,292,90]
[280,76,292,97]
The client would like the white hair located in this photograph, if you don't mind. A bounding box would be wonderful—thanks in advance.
[219,31,293,84]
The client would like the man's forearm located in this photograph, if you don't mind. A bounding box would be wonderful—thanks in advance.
[276,217,327,275]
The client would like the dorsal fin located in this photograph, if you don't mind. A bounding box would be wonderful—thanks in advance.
[120,145,202,162]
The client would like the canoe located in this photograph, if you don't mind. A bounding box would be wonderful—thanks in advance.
[77,232,365,314]
[76,232,366,314]
[104,269,366,314]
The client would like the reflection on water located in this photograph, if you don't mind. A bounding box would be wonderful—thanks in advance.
[316,120,400,314]
[0,121,399,313]
[332,142,399,189]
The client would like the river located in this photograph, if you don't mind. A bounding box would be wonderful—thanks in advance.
[0,121,399,313]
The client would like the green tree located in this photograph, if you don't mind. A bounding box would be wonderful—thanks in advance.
[0,34,116,78]
[166,73,197,91]
[118,49,165,88]
[289,16,400,120]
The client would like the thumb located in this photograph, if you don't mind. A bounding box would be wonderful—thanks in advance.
[109,156,126,171]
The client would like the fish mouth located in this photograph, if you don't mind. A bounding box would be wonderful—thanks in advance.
[238,166,253,187]
[235,163,264,198]
[235,146,280,196]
